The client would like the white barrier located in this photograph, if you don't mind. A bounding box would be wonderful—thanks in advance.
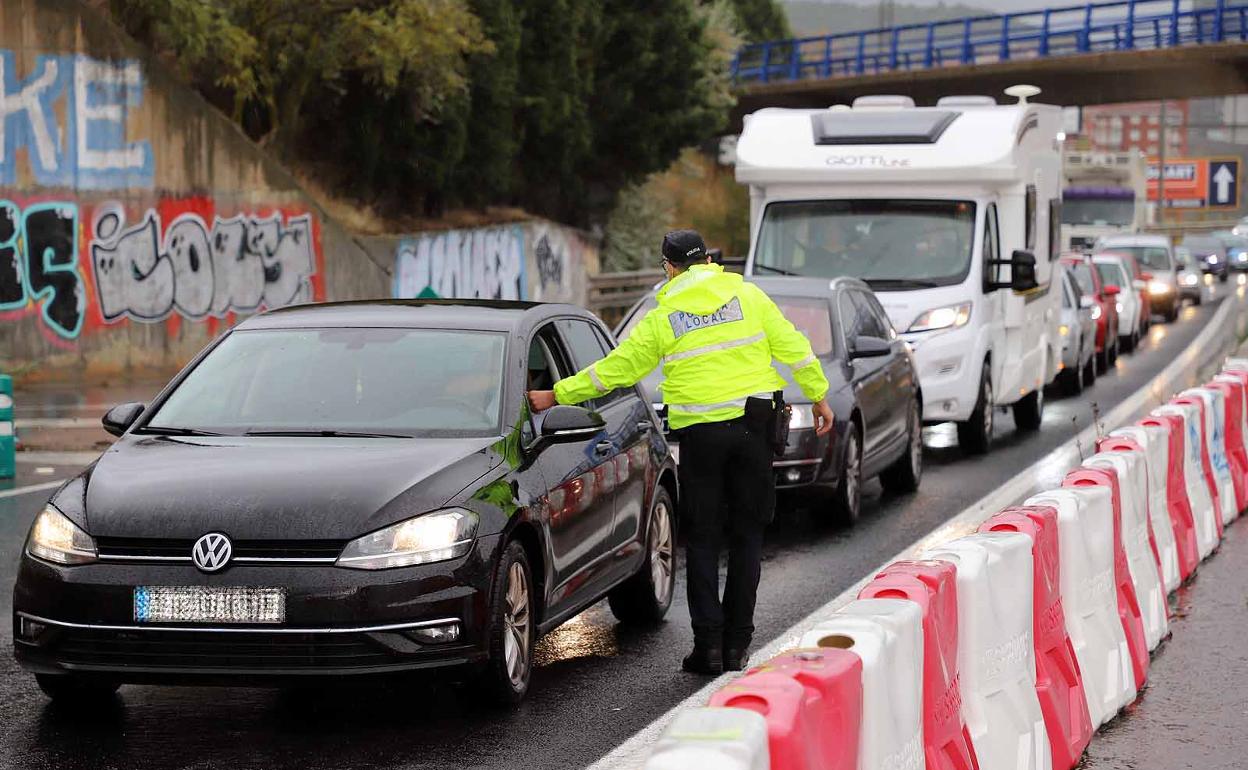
[798,598,924,770]
[1024,488,1136,727]
[1109,425,1182,593]
[1182,387,1238,525]
[921,533,1052,770]
[1153,403,1220,558]
[1083,452,1169,650]
[643,707,770,770]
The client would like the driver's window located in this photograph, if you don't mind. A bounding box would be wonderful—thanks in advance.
[527,326,567,393]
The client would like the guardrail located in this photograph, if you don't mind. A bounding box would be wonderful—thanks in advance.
[587,269,664,328]
[733,0,1248,86]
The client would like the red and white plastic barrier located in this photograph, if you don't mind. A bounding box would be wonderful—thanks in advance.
[643,357,1248,770]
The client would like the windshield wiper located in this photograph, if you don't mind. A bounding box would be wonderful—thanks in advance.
[138,426,224,436]
[753,263,801,276]
[244,429,412,439]
[865,278,941,289]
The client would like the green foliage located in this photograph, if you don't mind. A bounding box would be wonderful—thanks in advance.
[726,0,790,41]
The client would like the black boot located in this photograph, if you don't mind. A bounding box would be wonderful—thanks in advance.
[681,645,724,675]
[723,646,750,672]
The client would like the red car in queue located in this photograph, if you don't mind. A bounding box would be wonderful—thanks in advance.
[1061,253,1120,373]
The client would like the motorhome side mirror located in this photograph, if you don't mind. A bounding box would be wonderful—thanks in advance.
[539,405,606,443]
[102,402,145,437]
[1104,284,1122,297]
[849,336,891,359]
[1010,250,1038,292]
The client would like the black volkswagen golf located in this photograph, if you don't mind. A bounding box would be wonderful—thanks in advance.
[13,300,678,705]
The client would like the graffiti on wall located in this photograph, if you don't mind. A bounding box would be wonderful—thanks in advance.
[0,197,321,342]
[0,51,153,189]
[91,204,316,322]
[394,226,525,301]
[1,200,83,338]
[527,224,579,303]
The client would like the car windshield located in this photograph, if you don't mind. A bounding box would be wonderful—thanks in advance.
[753,199,976,288]
[1069,262,1096,295]
[143,328,507,437]
[618,294,834,356]
[1105,246,1170,271]
[1094,261,1127,290]
[1060,198,1135,226]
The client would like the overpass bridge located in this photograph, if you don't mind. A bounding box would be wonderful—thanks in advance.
[732,0,1248,121]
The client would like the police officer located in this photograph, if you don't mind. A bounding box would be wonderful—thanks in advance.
[527,229,833,674]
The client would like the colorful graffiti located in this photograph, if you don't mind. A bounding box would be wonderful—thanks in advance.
[0,50,153,189]
[394,225,525,301]
[0,197,322,342]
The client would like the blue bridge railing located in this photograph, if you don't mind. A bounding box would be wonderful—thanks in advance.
[733,0,1248,85]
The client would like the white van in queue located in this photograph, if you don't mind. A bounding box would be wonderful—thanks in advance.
[736,87,1063,454]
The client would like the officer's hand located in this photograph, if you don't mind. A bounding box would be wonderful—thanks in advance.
[813,399,834,436]
[528,390,557,412]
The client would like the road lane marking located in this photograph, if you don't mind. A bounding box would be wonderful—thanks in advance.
[589,296,1236,770]
[0,480,64,500]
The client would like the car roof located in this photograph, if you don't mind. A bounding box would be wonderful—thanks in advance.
[746,275,869,298]
[1099,233,1169,247]
[235,299,587,332]
[1091,252,1130,264]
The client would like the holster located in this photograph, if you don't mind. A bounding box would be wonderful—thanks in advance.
[745,390,790,457]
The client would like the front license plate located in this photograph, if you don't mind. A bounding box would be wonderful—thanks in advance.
[134,586,286,624]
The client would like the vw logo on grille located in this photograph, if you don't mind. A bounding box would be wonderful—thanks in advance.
[192,533,233,572]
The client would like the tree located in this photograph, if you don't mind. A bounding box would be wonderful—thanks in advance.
[724,0,791,42]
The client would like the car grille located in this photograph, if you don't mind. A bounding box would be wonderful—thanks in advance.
[51,627,394,670]
[96,538,346,561]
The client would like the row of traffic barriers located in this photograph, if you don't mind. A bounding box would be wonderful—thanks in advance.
[644,359,1248,770]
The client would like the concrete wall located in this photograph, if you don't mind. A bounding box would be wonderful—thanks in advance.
[0,0,390,383]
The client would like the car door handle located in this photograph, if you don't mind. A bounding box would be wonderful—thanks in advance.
[594,441,614,455]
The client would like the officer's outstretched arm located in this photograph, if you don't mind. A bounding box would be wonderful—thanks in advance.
[752,285,830,403]
[553,312,663,406]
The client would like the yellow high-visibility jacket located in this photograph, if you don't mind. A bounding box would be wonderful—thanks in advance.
[554,264,829,429]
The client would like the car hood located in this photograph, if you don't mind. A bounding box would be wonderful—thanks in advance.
[76,434,501,541]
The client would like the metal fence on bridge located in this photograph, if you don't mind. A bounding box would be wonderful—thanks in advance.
[733,0,1248,85]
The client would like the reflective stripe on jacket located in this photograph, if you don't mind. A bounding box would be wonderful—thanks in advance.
[554,264,830,429]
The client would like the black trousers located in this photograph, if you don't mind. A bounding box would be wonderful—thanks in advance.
[676,409,775,649]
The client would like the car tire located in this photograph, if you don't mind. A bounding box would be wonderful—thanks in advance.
[1195,291,1203,306]
[1013,386,1044,431]
[1220,271,1228,283]
[1166,302,1180,323]
[880,398,922,494]
[1120,333,1134,354]
[1083,351,1097,387]
[1062,354,1085,396]
[956,364,993,455]
[833,423,862,524]
[476,541,535,706]
[35,674,119,702]
[1110,337,1119,366]
[608,486,676,625]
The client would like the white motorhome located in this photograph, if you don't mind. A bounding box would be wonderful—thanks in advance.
[1060,149,1148,252]
[736,88,1063,454]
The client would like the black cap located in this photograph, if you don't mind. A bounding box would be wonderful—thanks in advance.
[661,229,707,265]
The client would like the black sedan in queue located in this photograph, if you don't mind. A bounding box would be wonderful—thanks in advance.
[616,276,922,523]
[12,300,678,705]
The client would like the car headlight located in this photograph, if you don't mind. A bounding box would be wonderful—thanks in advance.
[337,509,479,570]
[789,406,815,430]
[1183,273,1200,286]
[1059,324,1069,337]
[1148,280,1173,296]
[907,302,972,333]
[1208,255,1220,264]
[1090,304,1103,320]
[26,505,98,565]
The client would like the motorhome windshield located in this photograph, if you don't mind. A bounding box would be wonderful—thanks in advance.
[1060,198,1135,227]
[753,200,976,289]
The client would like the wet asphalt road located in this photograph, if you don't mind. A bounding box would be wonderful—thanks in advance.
[0,286,1241,770]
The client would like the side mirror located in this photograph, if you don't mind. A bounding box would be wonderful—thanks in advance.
[1079,295,1096,309]
[849,336,891,359]
[1009,250,1038,292]
[102,402,145,437]
[538,405,606,443]
[1104,284,1122,297]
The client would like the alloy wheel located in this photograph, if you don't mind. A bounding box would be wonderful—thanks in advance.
[503,562,531,688]
[649,500,673,605]
[982,378,994,440]
[909,403,922,478]
[846,431,861,513]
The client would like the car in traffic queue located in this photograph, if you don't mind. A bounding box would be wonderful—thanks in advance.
[1055,262,1098,395]
[616,276,922,523]
[13,300,678,705]
[1094,233,1181,322]
[1180,234,1229,282]
[1174,246,1204,305]
[1212,230,1248,272]
[1116,252,1152,335]
[1062,253,1120,372]
[1092,253,1144,353]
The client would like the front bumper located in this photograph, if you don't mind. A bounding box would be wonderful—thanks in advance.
[12,535,499,681]
[903,325,980,423]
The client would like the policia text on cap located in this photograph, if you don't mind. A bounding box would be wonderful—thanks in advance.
[527,229,833,675]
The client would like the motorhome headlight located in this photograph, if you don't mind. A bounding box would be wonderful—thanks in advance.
[1090,304,1103,320]
[336,509,478,570]
[907,302,972,333]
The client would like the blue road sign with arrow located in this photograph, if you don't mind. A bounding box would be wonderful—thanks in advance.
[1208,159,1239,208]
